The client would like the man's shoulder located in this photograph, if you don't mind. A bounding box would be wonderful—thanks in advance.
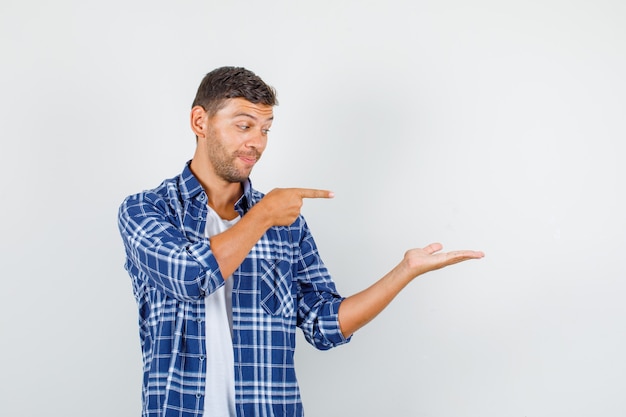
[119,171,186,217]
[122,162,201,200]
[125,174,179,200]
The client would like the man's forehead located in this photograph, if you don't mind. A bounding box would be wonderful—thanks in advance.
[223,97,274,119]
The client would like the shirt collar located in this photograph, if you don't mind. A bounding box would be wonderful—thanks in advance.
[236,179,253,213]
[178,161,205,200]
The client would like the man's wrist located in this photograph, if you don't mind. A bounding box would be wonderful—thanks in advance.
[246,202,274,231]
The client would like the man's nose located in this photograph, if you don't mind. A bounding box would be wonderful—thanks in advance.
[246,129,267,149]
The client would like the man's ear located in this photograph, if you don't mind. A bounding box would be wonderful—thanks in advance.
[190,106,208,139]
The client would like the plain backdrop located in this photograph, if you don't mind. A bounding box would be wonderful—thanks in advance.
[1,1,625,416]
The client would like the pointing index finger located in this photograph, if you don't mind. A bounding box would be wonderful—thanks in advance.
[297,188,335,199]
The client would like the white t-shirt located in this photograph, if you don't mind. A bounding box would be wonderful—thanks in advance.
[204,206,239,416]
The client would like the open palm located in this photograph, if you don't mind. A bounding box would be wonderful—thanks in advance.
[404,243,485,276]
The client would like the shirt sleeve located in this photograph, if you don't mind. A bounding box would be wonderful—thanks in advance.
[118,191,224,301]
[295,219,352,350]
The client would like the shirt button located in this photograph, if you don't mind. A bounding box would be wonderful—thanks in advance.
[199,355,205,361]
[196,393,202,399]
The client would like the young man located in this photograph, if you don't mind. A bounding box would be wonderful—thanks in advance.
[118,66,484,417]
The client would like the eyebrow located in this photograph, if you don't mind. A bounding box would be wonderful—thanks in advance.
[234,112,274,122]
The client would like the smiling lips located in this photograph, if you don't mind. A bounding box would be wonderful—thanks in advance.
[236,151,260,165]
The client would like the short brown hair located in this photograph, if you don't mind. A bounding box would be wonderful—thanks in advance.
[191,66,278,116]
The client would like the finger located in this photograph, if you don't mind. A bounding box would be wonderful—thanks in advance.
[296,188,335,199]
[448,250,485,260]
[460,250,485,259]
[423,242,443,254]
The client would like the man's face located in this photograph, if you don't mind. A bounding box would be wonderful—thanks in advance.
[203,97,274,183]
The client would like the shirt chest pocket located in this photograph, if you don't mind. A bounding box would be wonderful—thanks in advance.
[259,259,295,317]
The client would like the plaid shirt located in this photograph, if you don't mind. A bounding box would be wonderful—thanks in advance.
[118,163,350,417]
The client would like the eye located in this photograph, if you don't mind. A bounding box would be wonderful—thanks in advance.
[262,129,270,135]
[237,125,250,131]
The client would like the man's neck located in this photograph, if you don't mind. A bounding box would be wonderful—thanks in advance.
[207,185,242,221]
[189,158,243,220]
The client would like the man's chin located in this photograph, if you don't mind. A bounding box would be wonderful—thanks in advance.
[221,170,251,183]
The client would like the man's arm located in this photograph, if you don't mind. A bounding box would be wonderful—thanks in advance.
[338,243,484,338]
[118,192,224,300]
[119,187,332,300]
[209,188,334,278]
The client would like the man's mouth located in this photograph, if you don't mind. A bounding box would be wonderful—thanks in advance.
[236,152,260,165]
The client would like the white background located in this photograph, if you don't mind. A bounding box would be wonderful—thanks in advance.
[1,1,625,416]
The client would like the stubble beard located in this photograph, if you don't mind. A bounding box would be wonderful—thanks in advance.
[207,130,261,184]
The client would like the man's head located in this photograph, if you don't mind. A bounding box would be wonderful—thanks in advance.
[192,66,278,117]
[189,67,277,185]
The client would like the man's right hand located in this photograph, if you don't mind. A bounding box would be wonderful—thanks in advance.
[210,187,334,278]
[257,188,335,227]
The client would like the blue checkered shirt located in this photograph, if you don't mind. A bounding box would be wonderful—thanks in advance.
[118,163,350,417]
